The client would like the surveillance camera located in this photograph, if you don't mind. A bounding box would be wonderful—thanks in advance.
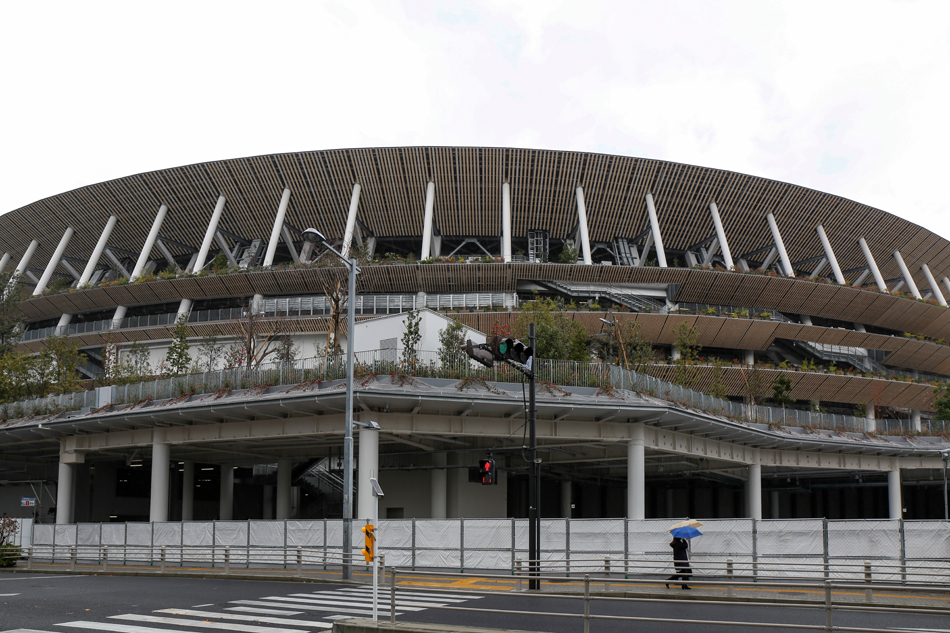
[301,228,326,244]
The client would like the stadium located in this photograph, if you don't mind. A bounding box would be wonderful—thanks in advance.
[1,146,949,534]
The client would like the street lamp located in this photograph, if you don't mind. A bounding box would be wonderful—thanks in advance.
[304,227,359,579]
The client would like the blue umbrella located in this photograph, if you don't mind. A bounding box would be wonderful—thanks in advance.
[670,526,702,539]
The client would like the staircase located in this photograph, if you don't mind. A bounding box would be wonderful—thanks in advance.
[541,281,668,313]
[292,457,344,520]
[792,340,886,374]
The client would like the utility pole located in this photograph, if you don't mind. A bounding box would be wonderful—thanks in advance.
[528,323,540,590]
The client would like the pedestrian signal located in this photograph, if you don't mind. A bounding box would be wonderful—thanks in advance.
[478,458,496,485]
[361,523,375,562]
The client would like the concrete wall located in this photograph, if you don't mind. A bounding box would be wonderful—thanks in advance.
[353,309,484,357]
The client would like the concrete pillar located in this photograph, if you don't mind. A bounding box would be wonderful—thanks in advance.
[887,464,902,520]
[858,237,888,292]
[130,204,168,281]
[627,425,645,520]
[33,227,74,295]
[263,188,292,268]
[800,315,813,326]
[575,187,593,265]
[893,251,921,299]
[921,264,947,306]
[192,196,228,274]
[150,437,170,522]
[357,426,379,520]
[0,253,9,274]
[420,181,436,260]
[219,464,234,521]
[502,182,512,263]
[865,405,876,433]
[340,183,362,259]
[665,488,675,517]
[430,452,447,519]
[644,193,667,267]
[854,323,866,333]
[744,350,755,365]
[13,240,39,279]
[942,277,950,300]
[670,346,681,361]
[708,202,734,269]
[911,410,922,433]
[56,460,75,525]
[746,463,762,520]
[181,461,194,521]
[815,225,845,284]
[262,485,274,520]
[770,490,780,519]
[561,481,572,518]
[276,458,292,520]
[765,213,794,277]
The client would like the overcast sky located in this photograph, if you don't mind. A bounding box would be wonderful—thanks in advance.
[2,0,948,239]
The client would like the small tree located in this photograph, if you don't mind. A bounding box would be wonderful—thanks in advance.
[275,336,300,367]
[707,359,728,400]
[933,386,950,421]
[0,272,25,355]
[515,296,589,361]
[671,322,700,388]
[437,318,467,371]
[162,315,192,377]
[772,374,794,423]
[197,334,223,373]
[559,243,579,264]
[740,362,770,418]
[40,336,84,395]
[401,310,422,369]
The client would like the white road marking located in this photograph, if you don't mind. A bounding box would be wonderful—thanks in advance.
[156,608,330,628]
[111,613,309,633]
[307,591,449,608]
[57,622,200,633]
[0,593,21,597]
[2,629,58,633]
[191,603,214,607]
[0,576,76,581]
[228,599,403,617]
[341,587,481,600]
[263,595,424,611]
[226,606,305,616]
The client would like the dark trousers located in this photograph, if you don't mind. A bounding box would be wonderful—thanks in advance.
[668,562,692,587]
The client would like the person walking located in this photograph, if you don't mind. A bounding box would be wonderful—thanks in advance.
[665,537,692,590]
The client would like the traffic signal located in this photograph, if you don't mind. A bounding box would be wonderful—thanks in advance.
[463,339,495,367]
[478,458,496,485]
[361,523,375,562]
[495,337,533,365]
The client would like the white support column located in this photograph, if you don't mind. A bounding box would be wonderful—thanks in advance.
[263,188,292,268]
[560,481,572,518]
[852,269,870,288]
[644,193,667,268]
[357,426,379,520]
[921,264,946,306]
[700,237,720,267]
[858,238,888,292]
[181,461,194,521]
[765,213,794,277]
[502,182,512,263]
[13,240,39,279]
[744,350,755,365]
[893,251,921,299]
[150,434,170,523]
[627,424,645,520]
[340,183,362,259]
[276,458,292,520]
[887,464,902,520]
[575,186,593,265]
[708,202,734,269]
[800,315,813,326]
[33,227,74,295]
[421,181,436,260]
[130,204,168,281]
[56,459,75,525]
[60,259,81,281]
[192,196,227,274]
[809,257,828,279]
[865,405,876,433]
[911,409,922,433]
[430,452,447,519]
[942,277,950,300]
[111,305,127,329]
[213,232,238,267]
[746,461,762,520]
[0,253,9,274]
[815,225,845,284]
[219,464,234,521]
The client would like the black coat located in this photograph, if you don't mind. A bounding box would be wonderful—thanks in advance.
[670,538,690,562]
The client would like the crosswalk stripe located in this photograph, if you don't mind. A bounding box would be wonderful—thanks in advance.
[228,600,403,617]
[342,588,481,600]
[155,609,330,629]
[226,607,305,616]
[112,613,310,633]
[0,593,21,597]
[304,592,448,608]
[335,589,470,603]
[263,596,424,611]
[57,621,204,633]
[2,629,57,633]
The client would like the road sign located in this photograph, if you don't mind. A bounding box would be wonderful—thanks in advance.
[21,497,36,507]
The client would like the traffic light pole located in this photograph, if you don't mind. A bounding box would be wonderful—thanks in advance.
[528,323,540,591]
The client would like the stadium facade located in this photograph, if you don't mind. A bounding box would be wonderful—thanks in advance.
[0,147,949,526]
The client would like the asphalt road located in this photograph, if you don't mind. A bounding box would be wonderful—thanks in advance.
[0,574,947,633]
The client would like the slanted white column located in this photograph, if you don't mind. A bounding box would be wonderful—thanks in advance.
[150,434,170,522]
[181,461,194,521]
[858,238,888,292]
[815,225,845,284]
[420,181,436,260]
[709,202,734,269]
[644,193,668,267]
[887,463,902,520]
[942,277,950,300]
[340,183,362,259]
[276,458,292,520]
[130,204,168,281]
[219,464,234,521]
[502,182,512,263]
[14,240,39,279]
[627,424,645,520]
[911,410,922,433]
[263,189,292,268]
[192,196,227,274]
[561,481,572,518]
[430,452,447,519]
[893,251,921,299]
[765,213,794,277]
[357,425,379,520]
[0,253,9,273]
[746,461,762,520]
[33,227,74,295]
[920,264,946,306]
[56,448,76,525]
[575,187,593,265]
[111,305,128,329]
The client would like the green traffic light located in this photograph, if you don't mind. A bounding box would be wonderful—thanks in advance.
[499,341,509,354]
